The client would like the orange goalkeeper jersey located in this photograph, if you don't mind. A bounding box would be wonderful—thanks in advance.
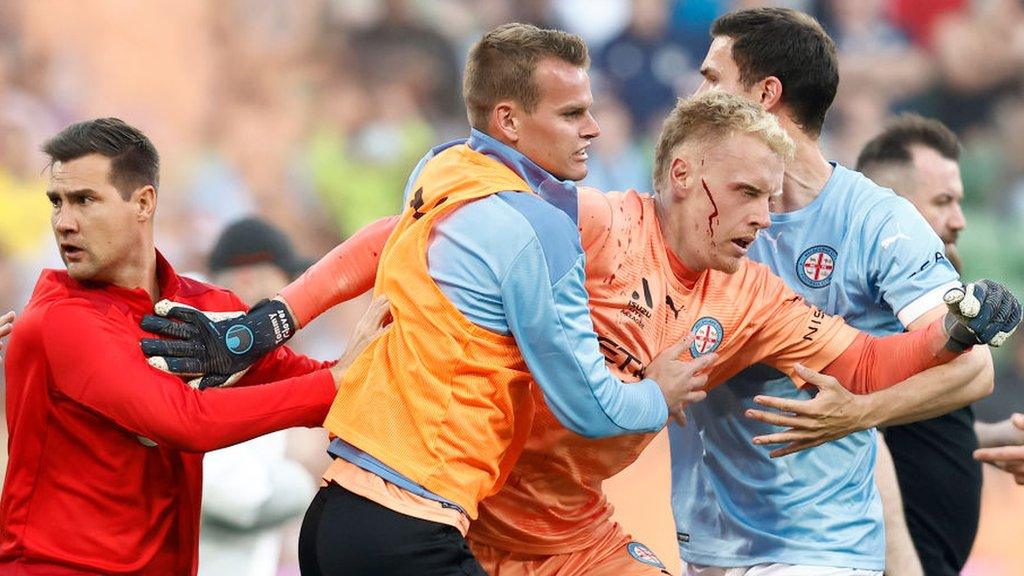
[467,188,859,554]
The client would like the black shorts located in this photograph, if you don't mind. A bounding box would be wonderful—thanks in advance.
[883,406,982,576]
[298,481,487,576]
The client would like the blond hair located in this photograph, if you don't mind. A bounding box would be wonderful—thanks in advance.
[463,23,589,130]
[652,91,794,194]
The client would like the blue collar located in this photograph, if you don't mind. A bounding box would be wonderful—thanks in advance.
[404,130,580,223]
[466,129,579,223]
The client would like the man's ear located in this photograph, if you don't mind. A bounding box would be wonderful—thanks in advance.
[491,101,520,144]
[133,185,157,222]
[759,76,783,112]
[668,155,693,199]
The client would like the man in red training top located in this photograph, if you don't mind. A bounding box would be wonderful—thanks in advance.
[0,118,388,575]
[144,93,1021,574]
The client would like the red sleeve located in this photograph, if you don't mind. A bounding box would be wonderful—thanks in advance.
[821,317,962,394]
[42,300,337,453]
[278,216,397,327]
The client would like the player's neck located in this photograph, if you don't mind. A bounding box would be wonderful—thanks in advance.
[109,238,160,304]
[778,136,833,213]
[653,194,702,288]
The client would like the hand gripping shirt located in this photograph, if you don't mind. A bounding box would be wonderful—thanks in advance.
[467,188,858,555]
[670,164,960,571]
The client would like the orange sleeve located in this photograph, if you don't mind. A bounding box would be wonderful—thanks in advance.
[821,317,961,394]
[278,216,398,327]
[710,267,859,387]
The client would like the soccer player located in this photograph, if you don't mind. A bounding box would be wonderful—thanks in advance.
[145,24,708,575]
[676,8,996,576]
[0,118,389,575]
[856,114,976,576]
[143,92,1021,576]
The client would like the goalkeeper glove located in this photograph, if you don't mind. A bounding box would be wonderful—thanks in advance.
[140,298,296,389]
[943,279,1022,352]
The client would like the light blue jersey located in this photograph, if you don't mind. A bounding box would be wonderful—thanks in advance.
[670,163,960,570]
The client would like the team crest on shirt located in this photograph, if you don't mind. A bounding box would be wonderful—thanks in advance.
[796,245,838,288]
[689,317,724,357]
[626,541,667,569]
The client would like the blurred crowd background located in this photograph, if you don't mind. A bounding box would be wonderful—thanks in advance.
[2,0,1024,574]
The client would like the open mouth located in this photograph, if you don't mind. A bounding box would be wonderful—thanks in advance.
[732,238,753,250]
[61,244,84,259]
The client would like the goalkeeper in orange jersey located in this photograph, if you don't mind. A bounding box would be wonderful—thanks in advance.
[142,92,1021,575]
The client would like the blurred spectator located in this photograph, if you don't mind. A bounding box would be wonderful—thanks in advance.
[0,118,49,258]
[582,93,652,192]
[930,0,1024,133]
[889,0,966,49]
[178,82,327,268]
[345,0,463,123]
[824,0,934,102]
[198,217,318,576]
[551,0,631,49]
[180,102,260,263]
[0,47,66,166]
[304,63,433,238]
[994,91,1024,219]
[596,0,700,134]
[668,0,720,58]
[0,42,63,262]
[819,0,935,164]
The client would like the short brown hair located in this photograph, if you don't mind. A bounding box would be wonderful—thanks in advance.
[42,117,159,200]
[712,8,838,137]
[856,114,961,173]
[463,23,589,130]
[653,91,794,194]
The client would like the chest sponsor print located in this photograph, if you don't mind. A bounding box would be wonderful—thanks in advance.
[621,278,654,328]
[796,245,838,288]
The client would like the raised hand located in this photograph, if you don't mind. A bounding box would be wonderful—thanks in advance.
[746,363,871,458]
[974,413,1024,485]
[0,310,14,359]
[646,334,715,426]
[329,296,394,389]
